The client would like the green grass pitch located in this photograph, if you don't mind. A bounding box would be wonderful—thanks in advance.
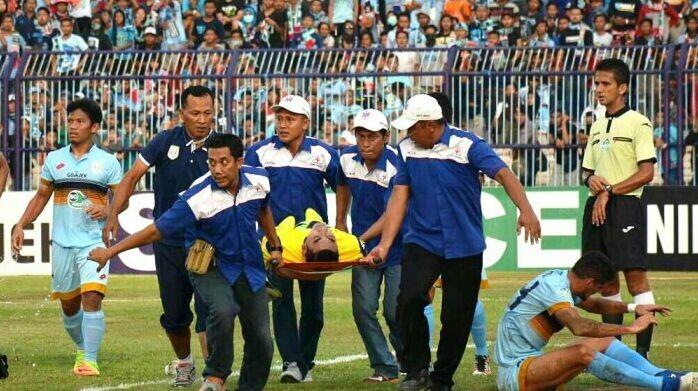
[1,272,697,390]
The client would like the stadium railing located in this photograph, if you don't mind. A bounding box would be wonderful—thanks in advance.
[1,44,696,190]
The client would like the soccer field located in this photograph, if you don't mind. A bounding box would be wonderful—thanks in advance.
[2,272,698,391]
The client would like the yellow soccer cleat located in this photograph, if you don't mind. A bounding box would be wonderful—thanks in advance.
[73,350,85,372]
[74,360,100,376]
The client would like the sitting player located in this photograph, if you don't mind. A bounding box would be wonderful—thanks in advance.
[261,208,366,280]
[495,251,697,391]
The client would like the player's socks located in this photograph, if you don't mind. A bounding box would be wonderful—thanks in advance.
[604,339,665,376]
[82,310,105,363]
[472,299,488,357]
[634,291,656,358]
[424,304,435,349]
[62,310,84,350]
[588,352,663,391]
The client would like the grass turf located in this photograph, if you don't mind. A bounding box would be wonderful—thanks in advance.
[1,271,697,390]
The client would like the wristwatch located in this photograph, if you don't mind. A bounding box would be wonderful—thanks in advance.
[269,245,283,253]
[604,184,613,196]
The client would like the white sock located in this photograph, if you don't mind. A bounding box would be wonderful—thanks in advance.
[604,293,623,302]
[633,291,655,305]
[178,354,193,364]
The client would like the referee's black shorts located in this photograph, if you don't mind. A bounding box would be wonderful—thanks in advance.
[582,195,646,271]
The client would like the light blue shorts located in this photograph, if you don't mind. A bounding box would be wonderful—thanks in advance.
[51,242,109,300]
[497,356,537,391]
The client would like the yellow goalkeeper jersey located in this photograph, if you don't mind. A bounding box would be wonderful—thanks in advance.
[261,209,365,265]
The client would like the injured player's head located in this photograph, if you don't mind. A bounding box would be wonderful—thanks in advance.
[301,222,340,262]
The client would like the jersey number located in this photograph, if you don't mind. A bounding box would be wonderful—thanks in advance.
[509,280,540,310]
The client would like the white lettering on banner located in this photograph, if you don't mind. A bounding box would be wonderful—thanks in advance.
[0,192,53,276]
[517,191,579,268]
[117,193,156,272]
[646,204,698,255]
[647,205,674,254]
[481,192,507,268]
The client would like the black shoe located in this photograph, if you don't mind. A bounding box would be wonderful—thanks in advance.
[398,368,430,391]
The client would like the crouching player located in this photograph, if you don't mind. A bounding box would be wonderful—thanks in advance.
[495,251,698,391]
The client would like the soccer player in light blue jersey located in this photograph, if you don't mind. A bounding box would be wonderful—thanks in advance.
[495,251,698,391]
[11,99,124,376]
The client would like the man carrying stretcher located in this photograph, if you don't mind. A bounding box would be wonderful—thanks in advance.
[262,208,367,280]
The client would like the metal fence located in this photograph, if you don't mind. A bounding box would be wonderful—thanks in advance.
[1,45,697,190]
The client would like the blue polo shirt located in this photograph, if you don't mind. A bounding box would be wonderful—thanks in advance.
[244,136,339,224]
[138,126,212,246]
[154,167,270,291]
[338,145,403,267]
[394,125,507,259]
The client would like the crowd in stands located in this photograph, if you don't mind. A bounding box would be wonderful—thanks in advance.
[0,0,697,189]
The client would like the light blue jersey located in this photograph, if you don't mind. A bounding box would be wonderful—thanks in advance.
[495,269,582,368]
[41,144,123,248]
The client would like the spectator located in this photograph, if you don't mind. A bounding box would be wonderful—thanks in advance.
[394,29,420,71]
[584,0,606,26]
[454,21,476,47]
[527,19,555,47]
[257,0,287,48]
[156,0,188,50]
[557,15,593,47]
[443,0,473,23]
[637,0,679,43]
[358,2,379,40]
[52,0,71,22]
[31,6,57,50]
[15,0,37,45]
[69,0,92,36]
[111,9,137,51]
[487,0,520,23]
[197,26,225,49]
[286,0,302,47]
[216,0,243,35]
[608,0,641,42]
[0,14,27,52]
[100,9,112,32]
[51,18,88,75]
[436,14,457,46]
[328,0,357,37]
[191,0,224,46]
[229,27,251,48]
[678,15,698,43]
[358,29,373,48]
[137,26,161,49]
[317,21,334,47]
[634,18,657,45]
[520,0,544,38]
[496,13,522,47]
[308,0,328,26]
[653,110,679,184]
[386,11,409,47]
[544,2,559,33]
[112,0,137,25]
[550,110,581,185]
[468,4,495,46]
[85,14,113,50]
[568,6,592,31]
[593,14,613,46]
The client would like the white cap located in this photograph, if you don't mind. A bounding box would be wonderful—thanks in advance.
[144,26,157,35]
[272,95,311,119]
[352,109,388,132]
[391,94,443,130]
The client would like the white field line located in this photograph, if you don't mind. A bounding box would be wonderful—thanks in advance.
[78,342,698,391]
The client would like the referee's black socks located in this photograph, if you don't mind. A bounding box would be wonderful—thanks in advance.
[602,313,625,341]
[633,291,656,359]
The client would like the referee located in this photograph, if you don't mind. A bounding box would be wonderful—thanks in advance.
[367,94,541,390]
[581,59,657,358]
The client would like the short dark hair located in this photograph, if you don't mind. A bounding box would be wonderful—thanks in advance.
[60,17,74,24]
[558,15,570,22]
[206,133,243,159]
[595,58,630,87]
[571,251,617,285]
[305,248,339,263]
[37,6,50,14]
[204,0,216,5]
[428,92,453,123]
[67,99,103,124]
[181,85,215,108]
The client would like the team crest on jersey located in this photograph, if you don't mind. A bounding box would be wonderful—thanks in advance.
[600,139,611,152]
[310,155,324,168]
[377,172,389,186]
[167,145,180,160]
[91,162,103,174]
[67,190,87,209]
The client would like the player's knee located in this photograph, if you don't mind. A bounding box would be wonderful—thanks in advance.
[352,300,378,322]
[81,291,103,311]
[60,297,81,316]
[208,304,235,327]
[575,344,597,366]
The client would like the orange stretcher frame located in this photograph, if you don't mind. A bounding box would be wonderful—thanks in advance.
[273,261,368,280]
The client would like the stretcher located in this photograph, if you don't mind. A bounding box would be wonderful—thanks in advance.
[270,258,381,281]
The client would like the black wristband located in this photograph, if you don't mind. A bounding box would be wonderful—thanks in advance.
[584,174,592,187]
[269,245,283,253]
